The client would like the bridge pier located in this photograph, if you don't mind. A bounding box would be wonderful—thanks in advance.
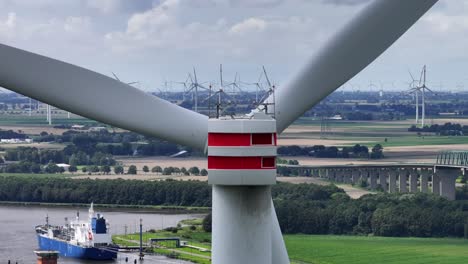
[330,169,337,182]
[360,169,368,185]
[379,169,387,192]
[369,170,378,190]
[409,168,419,193]
[399,169,408,193]
[352,170,360,185]
[341,169,348,184]
[334,169,341,183]
[388,169,397,193]
[432,172,440,195]
[340,169,346,183]
[420,169,429,193]
[345,169,353,184]
[318,169,324,179]
[437,168,459,201]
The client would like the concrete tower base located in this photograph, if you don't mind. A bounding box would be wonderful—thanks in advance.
[212,185,289,264]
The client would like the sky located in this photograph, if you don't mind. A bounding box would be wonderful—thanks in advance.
[0,0,467,93]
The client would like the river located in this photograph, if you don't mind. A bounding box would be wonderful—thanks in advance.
[0,205,204,263]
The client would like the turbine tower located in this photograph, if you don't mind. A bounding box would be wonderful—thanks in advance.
[407,70,420,125]
[0,1,438,263]
[187,68,208,112]
[417,65,432,127]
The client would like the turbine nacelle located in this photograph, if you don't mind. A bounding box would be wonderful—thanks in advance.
[207,112,277,186]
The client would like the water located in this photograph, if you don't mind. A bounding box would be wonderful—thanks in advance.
[0,205,203,263]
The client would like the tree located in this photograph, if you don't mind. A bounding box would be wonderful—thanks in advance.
[189,166,200,176]
[81,167,87,173]
[68,165,78,173]
[370,144,384,159]
[44,163,60,174]
[114,165,124,174]
[152,166,162,173]
[127,165,137,175]
[88,165,100,173]
[31,163,41,174]
[101,165,111,174]
[181,167,188,175]
[143,165,149,173]
[162,167,172,175]
[200,169,208,176]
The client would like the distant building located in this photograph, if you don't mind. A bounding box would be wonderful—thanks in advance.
[89,126,107,132]
[71,125,86,130]
[439,112,456,116]
[56,163,70,170]
[329,115,343,120]
[0,138,33,144]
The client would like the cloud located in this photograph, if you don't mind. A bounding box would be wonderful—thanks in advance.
[322,0,370,6]
[86,0,154,14]
[0,12,16,39]
[229,0,284,8]
[64,16,91,33]
[0,0,465,91]
[229,18,267,35]
[423,12,468,34]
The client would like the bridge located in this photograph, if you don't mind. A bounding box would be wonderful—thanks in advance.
[286,151,468,201]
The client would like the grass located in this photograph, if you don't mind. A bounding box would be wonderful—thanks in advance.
[114,225,212,264]
[285,235,468,264]
[114,219,468,264]
[0,173,70,178]
[375,136,468,147]
[0,116,97,125]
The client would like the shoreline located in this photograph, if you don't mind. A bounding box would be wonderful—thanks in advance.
[0,201,210,214]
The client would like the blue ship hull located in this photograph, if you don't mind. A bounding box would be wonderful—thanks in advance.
[37,235,117,260]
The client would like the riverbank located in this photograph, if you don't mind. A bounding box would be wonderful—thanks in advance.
[0,205,202,263]
[113,217,468,264]
[0,201,210,213]
[113,218,211,264]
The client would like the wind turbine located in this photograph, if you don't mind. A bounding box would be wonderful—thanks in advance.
[416,65,433,127]
[187,68,208,112]
[175,74,191,102]
[242,71,265,105]
[0,1,437,263]
[407,70,420,125]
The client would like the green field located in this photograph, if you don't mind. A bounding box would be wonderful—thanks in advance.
[285,235,468,264]
[0,115,97,125]
[0,173,70,178]
[115,228,468,264]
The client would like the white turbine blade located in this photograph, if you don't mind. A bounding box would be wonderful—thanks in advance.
[0,43,208,150]
[261,0,438,133]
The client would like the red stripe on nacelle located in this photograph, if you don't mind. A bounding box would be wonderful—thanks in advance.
[208,133,251,146]
[208,156,276,170]
[208,133,277,146]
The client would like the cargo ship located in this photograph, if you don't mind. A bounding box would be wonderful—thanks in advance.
[35,203,118,260]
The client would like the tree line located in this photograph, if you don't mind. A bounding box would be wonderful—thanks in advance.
[0,176,212,207]
[34,130,187,157]
[278,144,384,159]
[408,122,468,136]
[0,176,466,238]
[274,192,467,238]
